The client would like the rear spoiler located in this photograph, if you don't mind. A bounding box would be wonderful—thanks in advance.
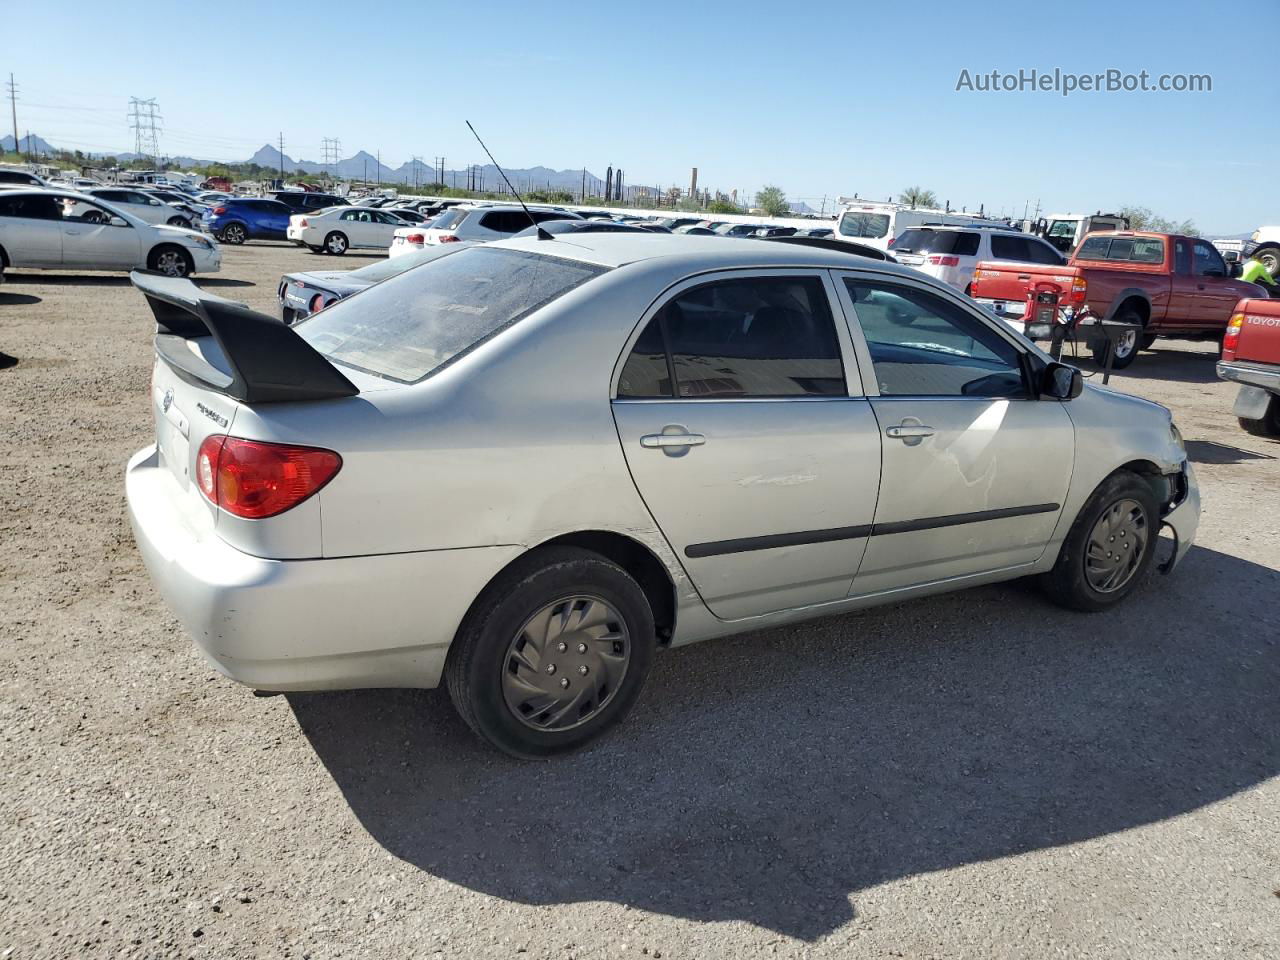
[131,270,358,403]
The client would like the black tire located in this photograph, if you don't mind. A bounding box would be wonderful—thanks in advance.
[1238,394,1280,437]
[324,231,348,255]
[307,245,324,253]
[1090,306,1144,369]
[147,245,194,278]
[445,546,656,758]
[166,216,188,227]
[1139,333,1157,350]
[1255,245,1280,280]
[219,222,247,245]
[1040,471,1160,612]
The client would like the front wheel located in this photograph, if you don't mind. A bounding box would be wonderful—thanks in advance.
[1239,394,1280,437]
[323,231,348,255]
[1255,245,1280,280]
[147,245,194,278]
[445,547,656,757]
[166,216,188,227]
[1090,308,1144,369]
[1040,471,1160,612]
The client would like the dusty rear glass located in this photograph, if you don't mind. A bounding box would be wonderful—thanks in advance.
[295,247,606,384]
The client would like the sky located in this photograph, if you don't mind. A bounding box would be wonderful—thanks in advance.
[5,0,1277,234]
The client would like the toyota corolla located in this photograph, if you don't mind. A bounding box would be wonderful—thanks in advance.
[125,235,1199,757]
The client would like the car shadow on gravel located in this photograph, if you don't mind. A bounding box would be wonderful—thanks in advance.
[1089,345,1220,385]
[0,292,41,305]
[291,545,1279,941]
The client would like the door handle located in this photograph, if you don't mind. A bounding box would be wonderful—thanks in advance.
[65,230,81,236]
[1196,283,1206,290]
[641,433,705,448]
[885,424,935,443]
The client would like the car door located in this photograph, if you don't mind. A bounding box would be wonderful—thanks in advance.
[61,198,142,268]
[1165,236,1198,327]
[1191,238,1252,327]
[611,271,882,620]
[0,193,63,265]
[835,273,1074,596]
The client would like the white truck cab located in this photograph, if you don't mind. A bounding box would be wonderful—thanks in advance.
[834,198,1008,251]
[1035,212,1128,256]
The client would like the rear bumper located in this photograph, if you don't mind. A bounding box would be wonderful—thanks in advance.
[126,445,521,691]
[1217,359,1280,393]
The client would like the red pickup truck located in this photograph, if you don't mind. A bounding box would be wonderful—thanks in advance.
[1217,298,1280,436]
[970,231,1266,369]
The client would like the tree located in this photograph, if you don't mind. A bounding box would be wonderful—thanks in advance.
[900,186,938,209]
[707,197,741,214]
[756,185,789,217]
[1118,205,1197,236]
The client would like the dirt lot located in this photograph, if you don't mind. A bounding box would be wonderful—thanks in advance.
[1,243,1277,959]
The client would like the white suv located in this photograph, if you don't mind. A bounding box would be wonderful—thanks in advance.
[890,226,1065,294]
[389,205,582,256]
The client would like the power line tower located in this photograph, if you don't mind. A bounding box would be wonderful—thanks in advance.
[127,97,162,167]
[410,155,422,191]
[321,137,342,175]
[6,74,18,158]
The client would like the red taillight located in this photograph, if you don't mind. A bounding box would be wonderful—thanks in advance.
[927,255,960,267]
[212,205,226,215]
[1222,312,1245,360]
[438,234,460,243]
[299,217,309,228]
[886,235,894,247]
[309,293,327,313]
[196,436,341,519]
[1069,276,1088,304]
[405,232,425,244]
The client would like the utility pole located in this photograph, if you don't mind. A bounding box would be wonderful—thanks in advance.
[277,132,285,182]
[6,74,18,159]
[376,149,381,188]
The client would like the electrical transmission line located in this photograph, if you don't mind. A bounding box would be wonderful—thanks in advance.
[321,137,342,173]
[127,97,162,166]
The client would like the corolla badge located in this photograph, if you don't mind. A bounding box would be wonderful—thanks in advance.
[161,388,174,413]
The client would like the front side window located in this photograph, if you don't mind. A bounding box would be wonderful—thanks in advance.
[1047,219,1078,239]
[1174,239,1192,275]
[1192,240,1226,277]
[845,280,1027,398]
[617,276,845,399]
[297,247,606,384]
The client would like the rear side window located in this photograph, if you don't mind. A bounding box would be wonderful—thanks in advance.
[1025,239,1065,265]
[617,276,845,399]
[990,235,1032,261]
[0,170,40,185]
[430,209,466,229]
[296,247,606,384]
[0,194,62,219]
[479,210,533,234]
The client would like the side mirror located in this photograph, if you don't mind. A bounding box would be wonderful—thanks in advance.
[1228,262,1243,278]
[1042,361,1083,400]
[109,215,130,227]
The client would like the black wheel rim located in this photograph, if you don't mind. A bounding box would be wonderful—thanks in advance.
[501,595,630,732]
[1084,498,1148,593]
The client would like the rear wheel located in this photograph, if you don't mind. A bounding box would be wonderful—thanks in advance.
[1255,245,1280,279]
[147,245,193,278]
[445,546,656,757]
[1040,471,1159,612]
[166,215,188,227]
[324,231,348,255]
[1239,394,1280,437]
[219,222,246,245]
[1090,307,1144,369]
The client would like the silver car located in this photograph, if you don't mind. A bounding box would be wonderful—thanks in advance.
[125,235,1200,757]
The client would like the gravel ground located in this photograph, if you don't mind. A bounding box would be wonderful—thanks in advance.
[1,244,1277,959]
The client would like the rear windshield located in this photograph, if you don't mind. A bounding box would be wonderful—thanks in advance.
[838,212,891,239]
[891,229,979,256]
[1075,236,1164,264]
[296,247,607,384]
[429,209,466,229]
[346,243,465,282]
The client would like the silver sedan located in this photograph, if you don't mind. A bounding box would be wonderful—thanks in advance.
[125,235,1199,756]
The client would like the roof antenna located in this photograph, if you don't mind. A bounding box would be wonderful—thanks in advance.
[465,120,552,240]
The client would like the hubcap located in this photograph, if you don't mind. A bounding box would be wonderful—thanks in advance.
[329,236,346,252]
[1084,498,1148,593]
[501,595,630,732]
[226,225,243,242]
[1114,329,1138,358]
[156,251,184,277]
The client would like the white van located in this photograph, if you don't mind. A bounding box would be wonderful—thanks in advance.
[834,198,1007,251]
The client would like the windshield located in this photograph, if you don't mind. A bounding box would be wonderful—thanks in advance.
[1047,219,1078,238]
[296,247,607,384]
[838,211,891,239]
[428,209,466,229]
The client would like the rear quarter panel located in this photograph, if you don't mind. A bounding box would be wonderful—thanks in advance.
[970,262,1077,301]
[1229,297,1280,364]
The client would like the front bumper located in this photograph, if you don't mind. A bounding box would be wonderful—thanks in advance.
[126,445,521,691]
[189,245,221,274]
[1158,461,1200,574]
